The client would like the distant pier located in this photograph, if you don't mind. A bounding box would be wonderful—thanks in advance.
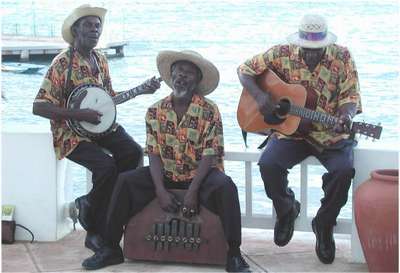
[1,35,127,61]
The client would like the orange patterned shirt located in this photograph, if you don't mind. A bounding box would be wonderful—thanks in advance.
[238,44,362,148]
[145,94,224,182]
[34,48,116,159]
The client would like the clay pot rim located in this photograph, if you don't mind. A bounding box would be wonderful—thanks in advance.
[371,169,398,183]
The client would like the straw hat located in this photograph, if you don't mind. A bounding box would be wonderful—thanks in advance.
[287,14,337,48]
[157,50,220,96]
[61,4,107,45]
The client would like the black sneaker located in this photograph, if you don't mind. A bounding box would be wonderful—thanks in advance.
[75,195,93,231]
[312,218,335,264]
[85,232,104,252]
[82,245,124,270]
[226,254,251,272]
[274,200,300,246]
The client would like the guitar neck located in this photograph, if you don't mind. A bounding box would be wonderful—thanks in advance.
[289,105,338,126]
[112,86,143,105]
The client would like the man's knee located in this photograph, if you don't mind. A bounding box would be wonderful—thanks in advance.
[95,158,118,178]
[220,175,238,195]
[128,143,144,166]
[258,161,286,179]
[331,160,355,179]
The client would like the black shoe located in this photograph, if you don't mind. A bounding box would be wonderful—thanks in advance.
[225,254,251,272]
[274,200,300,246]
[312,218,335,264]
[85,232,105,252]
[82,246,124,270]
[75,195,92,231]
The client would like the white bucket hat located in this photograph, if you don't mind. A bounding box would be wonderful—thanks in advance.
[287,14,337,48]
[61,4,107,45]
[157,50,220,96]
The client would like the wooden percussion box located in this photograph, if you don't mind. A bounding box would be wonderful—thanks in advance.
[123,190,227,265]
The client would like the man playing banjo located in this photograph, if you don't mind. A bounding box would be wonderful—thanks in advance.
[32,4,160,253]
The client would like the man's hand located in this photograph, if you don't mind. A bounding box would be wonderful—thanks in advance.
[141,76,161,94]
[334,113,352,133]
[182,188,199,218]
[255,91,275,117]
[156,188,181,213]
[73,108,103,125]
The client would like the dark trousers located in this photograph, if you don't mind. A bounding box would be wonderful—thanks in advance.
[103,167,242,253]
[66,126,143,235]
[258,136,355,227]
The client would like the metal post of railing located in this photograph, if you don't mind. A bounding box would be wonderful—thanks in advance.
[299,163,309,230]
[245,161,253,217]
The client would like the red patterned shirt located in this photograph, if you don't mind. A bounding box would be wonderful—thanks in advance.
[145,94,224,182]
[34,48,116,159]
[238,44,362,148]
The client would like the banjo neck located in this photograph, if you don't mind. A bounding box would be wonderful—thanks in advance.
[112,86,145,105]
[112,77,162,105]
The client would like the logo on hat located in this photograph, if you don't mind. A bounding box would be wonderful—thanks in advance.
[287,14,337,48]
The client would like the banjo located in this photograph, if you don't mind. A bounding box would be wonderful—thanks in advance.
[66,77,162,139]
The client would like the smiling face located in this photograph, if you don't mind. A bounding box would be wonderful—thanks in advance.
[71,16,102,51]
[170,61,202,99]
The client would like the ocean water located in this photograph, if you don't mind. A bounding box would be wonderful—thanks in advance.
[1,0,399,219]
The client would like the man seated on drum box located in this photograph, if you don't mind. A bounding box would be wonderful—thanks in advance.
[79,50,251,273]
[32,4,160,254]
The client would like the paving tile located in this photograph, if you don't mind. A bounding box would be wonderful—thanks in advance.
[25,230,90,272]
[241,228,368,272]
[2,228,367,272]
[1,243,38,272]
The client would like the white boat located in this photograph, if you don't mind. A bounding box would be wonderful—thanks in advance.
[1,62,44,74]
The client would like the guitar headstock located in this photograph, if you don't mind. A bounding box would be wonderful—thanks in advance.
[351,121,383,140]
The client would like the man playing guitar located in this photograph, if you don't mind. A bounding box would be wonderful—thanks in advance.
[33,4,160,254]
[237,14,362,264]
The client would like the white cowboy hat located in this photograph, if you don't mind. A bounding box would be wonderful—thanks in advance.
[157,50,220,96]
[287,14,337,48]
[61,4,107,45]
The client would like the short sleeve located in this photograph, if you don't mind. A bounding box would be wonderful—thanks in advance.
[145,107,160,155]
[202,105,224,157]
[96,51,116,96]
[338,49,362,114]
[34,64,64,105]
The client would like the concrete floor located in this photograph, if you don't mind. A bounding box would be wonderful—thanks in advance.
[2,228,368,272]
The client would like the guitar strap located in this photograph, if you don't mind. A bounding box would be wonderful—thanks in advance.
[63,47,75,105]
[241,129,274,149]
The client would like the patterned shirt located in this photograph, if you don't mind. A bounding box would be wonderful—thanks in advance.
[34,48,116,159]
[238,44,362,148]
[145,94,224,182]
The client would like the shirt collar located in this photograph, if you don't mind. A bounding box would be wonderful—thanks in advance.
[161,93,204,110]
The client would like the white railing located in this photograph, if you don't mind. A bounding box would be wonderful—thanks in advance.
[2,129,398,262]
[224,150,351,233]
[223,148,398,262]
[84,146,398,262]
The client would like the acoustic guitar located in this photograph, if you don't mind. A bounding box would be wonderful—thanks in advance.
[237,70,382,140]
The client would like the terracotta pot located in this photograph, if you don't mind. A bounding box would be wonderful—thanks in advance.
[355,169,398,272]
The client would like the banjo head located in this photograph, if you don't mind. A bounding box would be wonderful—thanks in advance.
[68,84,116,137]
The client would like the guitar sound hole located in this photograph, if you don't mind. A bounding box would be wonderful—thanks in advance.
[276,99,290,117]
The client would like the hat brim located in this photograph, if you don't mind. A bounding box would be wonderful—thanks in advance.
[287,32,337,48]
[157,50,219,96]
[62,6,106,45]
